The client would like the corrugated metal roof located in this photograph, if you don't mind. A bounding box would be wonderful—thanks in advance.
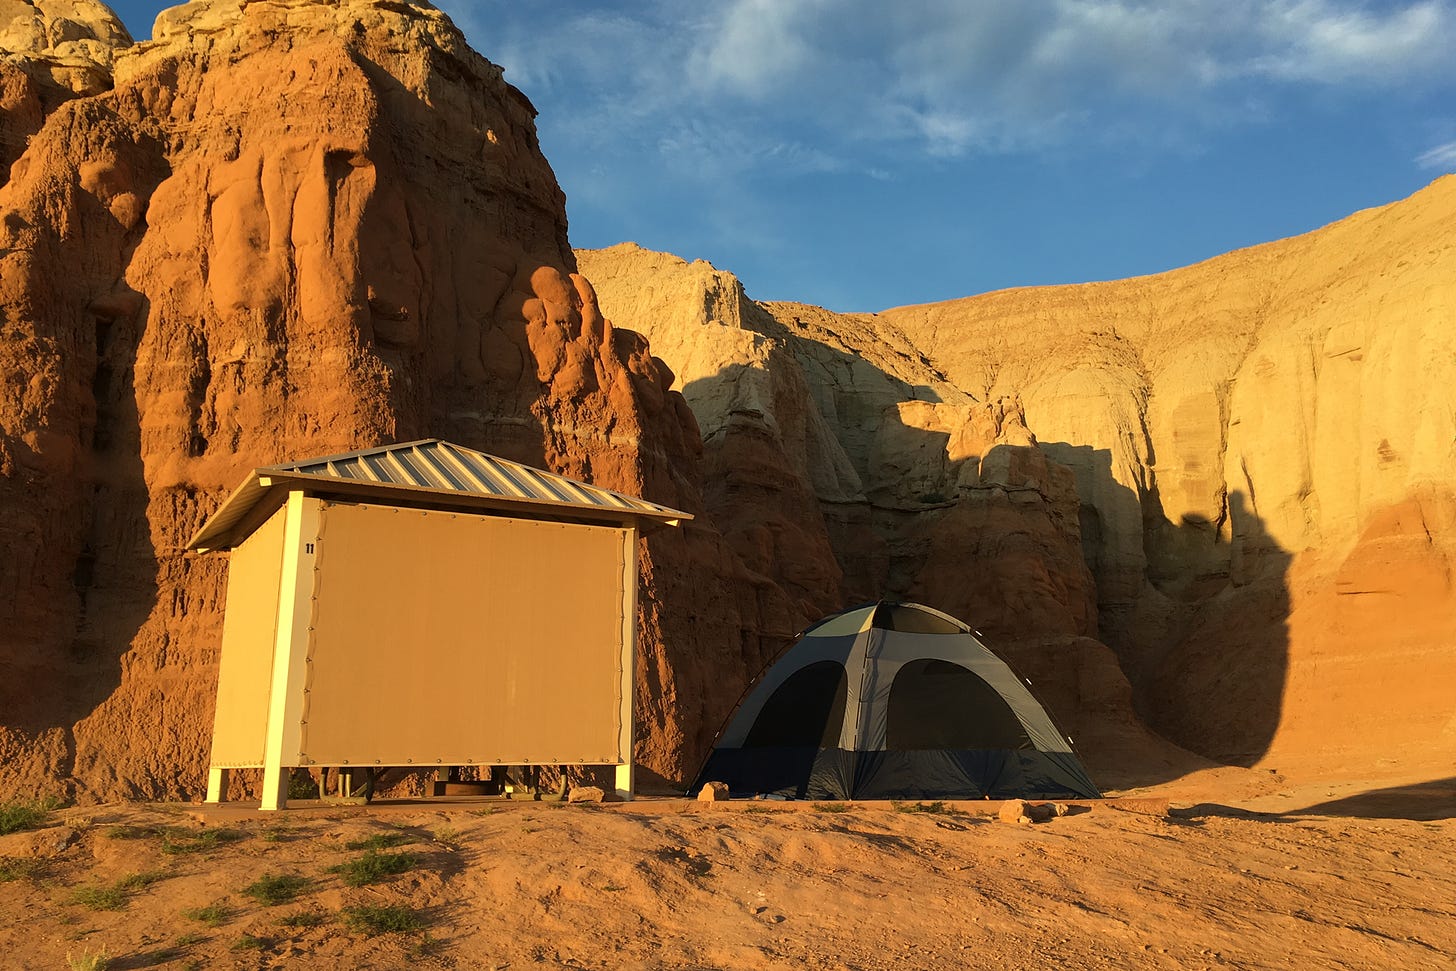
[187,439,692,551]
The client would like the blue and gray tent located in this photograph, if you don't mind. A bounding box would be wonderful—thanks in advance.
[692,602,1100,800]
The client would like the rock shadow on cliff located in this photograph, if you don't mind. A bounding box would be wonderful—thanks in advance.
[1046,438,1293,770]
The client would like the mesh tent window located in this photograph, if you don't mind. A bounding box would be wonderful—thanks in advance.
[885,659,1032,751]
[744,660,847,748]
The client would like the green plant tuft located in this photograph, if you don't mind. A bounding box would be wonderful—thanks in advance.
[115,870,166,891]
[182,902,231,927]
[104,825,160,841]
[231,933,269,952]
[0,856,47,882]
[0,797,59,836]
[432,825,463,849]
[287,769,320,800]
[892,800,958,815]
[342,831,415,852]
[72,885,126,911]
[341,903,424,936]
[277,909,328,929]
[161,827,244,855]
[329,850,418,887]
[812,802,850,813]
[242,873,311,906]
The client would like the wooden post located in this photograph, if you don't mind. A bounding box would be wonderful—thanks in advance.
[259,492,320,811]
[205,767,230,804]
[615,525,639,802]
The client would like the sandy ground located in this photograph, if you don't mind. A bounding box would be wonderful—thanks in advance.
[2,769,1453,971]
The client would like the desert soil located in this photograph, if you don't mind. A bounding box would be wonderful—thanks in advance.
[1,769,1453,971]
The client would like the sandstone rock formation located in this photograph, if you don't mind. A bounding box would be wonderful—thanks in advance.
[0,0,802,800]
[0,0,130,175]
[4,0,1449,803]
[583,178,1456,779]
[579,246,1160,781]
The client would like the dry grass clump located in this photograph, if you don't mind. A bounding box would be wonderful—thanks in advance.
[64,945,110,971]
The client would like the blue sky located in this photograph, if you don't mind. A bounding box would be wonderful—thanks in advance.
[109,1,1456,312]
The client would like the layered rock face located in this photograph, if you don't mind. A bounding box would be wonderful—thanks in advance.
[583,179,1456,777]
[0,0,803,798]
[579,247,1152,777]
[0,0,130,174]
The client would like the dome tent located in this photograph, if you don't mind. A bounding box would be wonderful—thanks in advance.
[692,602,1100,800]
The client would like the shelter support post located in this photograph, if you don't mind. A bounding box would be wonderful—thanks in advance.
[616,525,638,802]
[258,491,320,811]
[205,767,229,804]
[260,762,287,811]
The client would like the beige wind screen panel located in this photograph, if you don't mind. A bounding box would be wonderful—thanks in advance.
[298,502,626,766]
[209,505,289,768]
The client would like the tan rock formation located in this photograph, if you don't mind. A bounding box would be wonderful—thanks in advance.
[584,176,1456,779]
[0,0,798,799]
[876,178,1456,772]
[0,0,130,177]
[580,245,1155,783]
[579,245,1100,642]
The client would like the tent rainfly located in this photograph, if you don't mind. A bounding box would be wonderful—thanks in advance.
[188,439,691,810]
[693,602,1100,800]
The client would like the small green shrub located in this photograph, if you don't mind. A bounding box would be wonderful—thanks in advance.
[231,933,269,951]
[341,903,424,936]
[72,885,126,911]
[161,827,243,855]
[892,800,957,815]
[182,902,231,927]
[0,856,47,882]
[0,797,58,836]
[432,826,462,849]
[174,931,205,947]
[242,873,311,906]
[342,831,415,852]
[287,769,320,800]
[116,870,166,891]
[329,850,418,887]
[813,802,850,813]
[277,909,328,929]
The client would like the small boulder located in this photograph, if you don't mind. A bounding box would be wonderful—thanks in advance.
[698,781,731,803]
[1025,802,1056,823]
[566,786,604,804]
[999,799,1029,824]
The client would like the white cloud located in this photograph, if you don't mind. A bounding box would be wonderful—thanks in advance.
[1252,1,1454,83]
[444,0,1456,169]
[1416,140,1456,169]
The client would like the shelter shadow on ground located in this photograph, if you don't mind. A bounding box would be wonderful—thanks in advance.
[1284,777,1456,821]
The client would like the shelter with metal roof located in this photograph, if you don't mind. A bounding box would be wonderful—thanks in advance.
[191,440,691,809]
